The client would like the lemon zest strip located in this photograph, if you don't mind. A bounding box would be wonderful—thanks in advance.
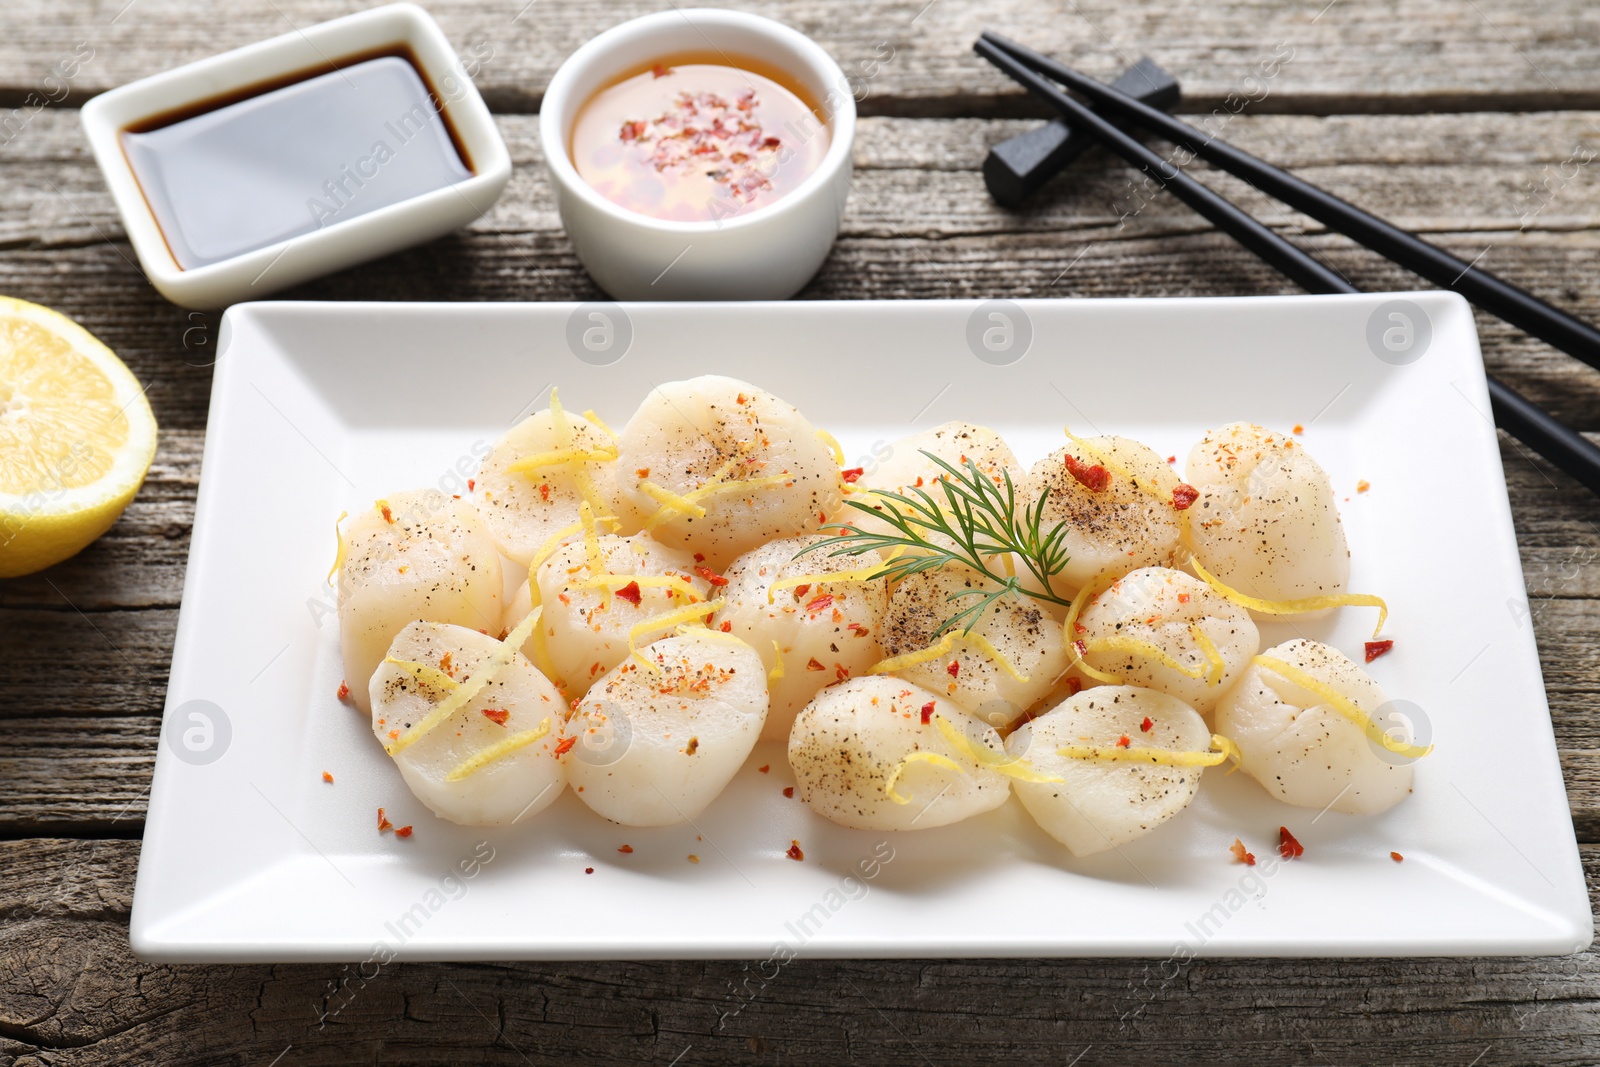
[639,480,708,524]
[550,387,607,520]
[326,510,349,584]
[1190,555,1388,637]
[767,563,890,604]
[1252,655,1432,759]
[444,717,552,782]
[932,715,1063,784]
[768,640,786,682]
[1081,634,1208,681]
[382,657,460,692]
[581,409,619,439]
[884,751,967,805]
[629,599,724,672]
[817,428,846,466]
[1055,733,1240,768]
[386,608,542,756]
[506,447,619,476]
[870,631,1030,683]
[579,501,609,609]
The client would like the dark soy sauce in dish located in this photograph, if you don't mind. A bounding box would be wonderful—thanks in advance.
[121,53,473,270]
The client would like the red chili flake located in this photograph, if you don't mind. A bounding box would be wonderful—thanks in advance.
[538,483,551,501]
[1229,838,1256,866]
[1293,424,1305,435]
[946,660,960,678]
[1364,639,1394,663]
[615,580,643,605]
[758,764,770,773]
[482,708,510,726]
[395,825,413,839]
[651,63,672,78]
[720,620,733,632]
[1140,716,1153,733]
[783,786,795,798]
[619,119,646,140]
[585,866,595,873]
[467,479,475,491]
[1172,483,1199,510]
[1064,676,1082,696]
[618,845,634,853]
[1390,851,1404,863]
[695,565,729,587]
[736,392,749,405]
[817,510,828,523]
[835,664,850,682]
[806,657,826,672]
[337,680,351,701]
[785,840,804,861]
[792,583,811,599]
[685,736,700,755]
[920,701,935,725]
[693,552,705,563]
[1166,455,1177,464]
[1116,734,1132,748]
[381,504,394,523]
[439,652,454,676]
[377,808,393,832]
[1177,593,1190,604]
[1357,480,1371,493]
[322,770,334,783]
[1073,639,1088,658]
[1279,826,1305,859]
[841,467,864,483]
[554,735,577,756]
[805,594,834,613]
[848,622,870,637]
[1064,453,1110,492]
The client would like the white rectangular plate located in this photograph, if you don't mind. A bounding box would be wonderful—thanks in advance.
[133,295,1593,962]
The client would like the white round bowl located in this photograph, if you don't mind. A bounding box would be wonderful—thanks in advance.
[540,9,855,301]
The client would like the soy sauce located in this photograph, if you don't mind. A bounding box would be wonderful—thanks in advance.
[121,53,473,270]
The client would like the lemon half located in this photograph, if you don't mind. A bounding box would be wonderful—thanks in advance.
[0,296,158,577]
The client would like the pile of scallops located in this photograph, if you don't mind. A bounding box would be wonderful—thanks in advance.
[334,375,1420,857]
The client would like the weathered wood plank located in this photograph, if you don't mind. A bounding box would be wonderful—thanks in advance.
[1,837,1598,1064]
[1,0,1599,116]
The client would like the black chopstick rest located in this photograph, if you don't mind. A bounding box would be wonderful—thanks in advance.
[982,57,1179,208]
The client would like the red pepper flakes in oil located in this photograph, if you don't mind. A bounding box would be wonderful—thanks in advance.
[1279,826,1305,859]
[1364,639,1394,663]
[615,580,643,606]
[920,701,935,725]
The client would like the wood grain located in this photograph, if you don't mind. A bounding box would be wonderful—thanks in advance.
[1,0,1599,115]
[0,837,1598,1064]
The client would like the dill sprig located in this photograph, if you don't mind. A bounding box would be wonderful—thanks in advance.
[798,451,1072,635]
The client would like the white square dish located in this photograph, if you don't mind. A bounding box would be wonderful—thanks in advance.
[80,3,510,310]
[132,294,1592,962]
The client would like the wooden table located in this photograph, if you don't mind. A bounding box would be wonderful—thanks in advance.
[4,1,1600,1062]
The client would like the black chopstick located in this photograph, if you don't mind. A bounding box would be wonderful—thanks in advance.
[972,36,1600,497]
[980,30,1600,373]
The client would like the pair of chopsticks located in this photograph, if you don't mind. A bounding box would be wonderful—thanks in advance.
[975,32,1600,497]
